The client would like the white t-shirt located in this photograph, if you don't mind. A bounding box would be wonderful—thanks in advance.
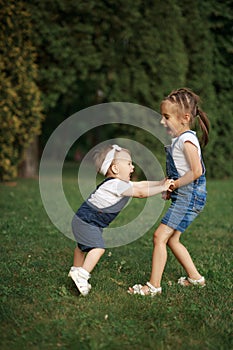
[88,178,132,209]
[171,131,201,177]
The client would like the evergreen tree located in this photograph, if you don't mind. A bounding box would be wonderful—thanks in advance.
[206,0,233,177]
[0,0,43,181]
[176,0,218,176]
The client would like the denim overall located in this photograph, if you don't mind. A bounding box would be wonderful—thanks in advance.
[72,178,130,250]
[161,131,207,233]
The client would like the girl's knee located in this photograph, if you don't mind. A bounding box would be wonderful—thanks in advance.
[153,231,160,244]
[153,230,166,245]
[167,234,180,249]
[167,237,175,249]
[153,225,175,245]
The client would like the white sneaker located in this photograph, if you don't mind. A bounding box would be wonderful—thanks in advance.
[68,268,91,296]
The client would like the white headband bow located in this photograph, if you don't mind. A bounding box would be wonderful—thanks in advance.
[100,144,122,176]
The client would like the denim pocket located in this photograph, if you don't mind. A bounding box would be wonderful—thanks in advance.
[193,192,206,213]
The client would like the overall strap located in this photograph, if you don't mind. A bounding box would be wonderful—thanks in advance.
[176,131,206,175]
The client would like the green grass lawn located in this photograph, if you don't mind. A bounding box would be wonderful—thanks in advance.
[0,174,232,350]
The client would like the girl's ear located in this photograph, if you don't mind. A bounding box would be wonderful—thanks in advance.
[182,113,191,125]
[184,113,191,122]
[111,164,119,174]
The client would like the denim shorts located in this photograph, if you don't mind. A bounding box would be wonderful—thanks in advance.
[161,184,206,233]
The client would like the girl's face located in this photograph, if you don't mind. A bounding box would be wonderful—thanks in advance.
[160,100,190,138]
[112,150,134,182]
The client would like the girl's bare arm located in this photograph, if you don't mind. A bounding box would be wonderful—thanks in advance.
[172,141,202,190]
[122,179,173,198]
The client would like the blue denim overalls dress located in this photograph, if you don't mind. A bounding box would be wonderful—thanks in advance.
[72,178,130,251]
[161,131,207,233]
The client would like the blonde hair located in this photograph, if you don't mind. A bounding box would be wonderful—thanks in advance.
[93,145,131,175]
[162,88,210,147]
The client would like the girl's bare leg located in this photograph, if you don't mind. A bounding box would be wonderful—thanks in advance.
[132,224,174,294]
[73,246,85,267]
[167,231,203,282]
[82,248,105,273]
[149,224,175,288]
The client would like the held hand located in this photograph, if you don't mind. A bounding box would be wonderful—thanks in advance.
[168,182,175,192]
[170,179,179,191]
[162,191,171,200]
[162,179,174,200]
[163,179,174,191]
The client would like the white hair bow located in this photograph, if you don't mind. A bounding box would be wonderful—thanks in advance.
[100,144,122,176]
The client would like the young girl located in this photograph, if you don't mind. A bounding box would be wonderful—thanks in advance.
[129,87,210,296]
[69,144,173,296]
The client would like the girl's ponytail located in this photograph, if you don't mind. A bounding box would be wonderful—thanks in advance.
[196,107,210,147]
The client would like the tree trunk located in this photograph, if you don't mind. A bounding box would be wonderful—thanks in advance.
[18,136,39,178]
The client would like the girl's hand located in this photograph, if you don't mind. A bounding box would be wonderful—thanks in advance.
[168,179,176,192]
[162,191,171,200]
[162,179,174,200]
[163,179,175,191]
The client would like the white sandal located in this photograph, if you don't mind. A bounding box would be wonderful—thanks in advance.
[178,276,206,287]
[128,282,162,297]
[68,268,92,296]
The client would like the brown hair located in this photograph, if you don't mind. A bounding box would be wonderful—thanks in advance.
[162,88,210,147]
[93,145,113,173]
[93,145,131,175]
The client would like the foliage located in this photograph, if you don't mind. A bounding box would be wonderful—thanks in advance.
[0,0,44,181]
[27,0,188,110]
[27,0,232,178]
[1,0,232,180]
[0,175,232,349]
[203,0,233,178]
